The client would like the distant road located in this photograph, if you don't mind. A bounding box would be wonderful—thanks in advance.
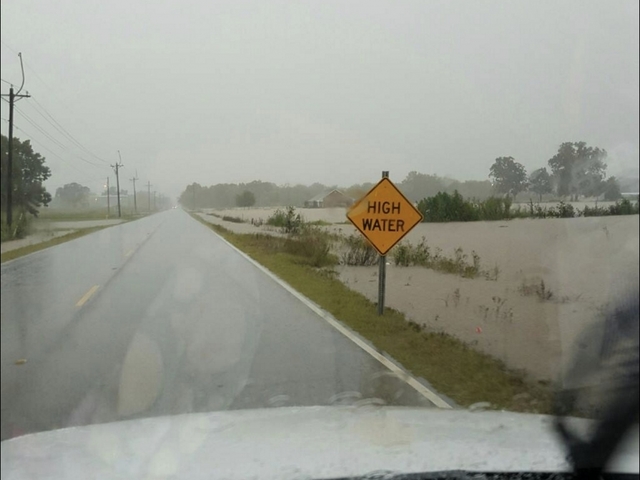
[1,209,435,440]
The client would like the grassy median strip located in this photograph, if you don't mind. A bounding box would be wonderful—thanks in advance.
[195,215,553,414]
[1,227,106,263]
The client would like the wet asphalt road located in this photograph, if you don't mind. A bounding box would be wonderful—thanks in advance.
[1,209,434,440]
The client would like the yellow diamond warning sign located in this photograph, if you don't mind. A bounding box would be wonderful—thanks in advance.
[346,177,423,256]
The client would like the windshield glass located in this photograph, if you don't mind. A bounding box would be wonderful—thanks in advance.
[1,0,638,477]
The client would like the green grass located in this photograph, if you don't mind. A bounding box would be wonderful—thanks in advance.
[193,215,554,414]
[1,227,106,263]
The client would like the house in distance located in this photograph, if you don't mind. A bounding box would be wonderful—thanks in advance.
[304,190,354,208]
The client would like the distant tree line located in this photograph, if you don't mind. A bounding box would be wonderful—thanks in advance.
[179,176,496,209]
[488,141,624,202]
[179,140,631,210]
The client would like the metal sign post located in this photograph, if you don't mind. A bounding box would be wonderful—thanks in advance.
[377,171,389,315]
[346,170,424,316]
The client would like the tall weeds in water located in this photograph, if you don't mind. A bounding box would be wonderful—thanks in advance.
[518,280,554,301]
[391,237,487,279]
[340,234,378,266]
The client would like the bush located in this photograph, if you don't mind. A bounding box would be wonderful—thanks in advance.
[283,227,335,267]
[611,199,639,215]
[393,244,411,267]
[0,212,30,243]
[530,203,549,219]
[418,191,479,222]
[266,206,304,234]
[550,201,575,218]
[581,199,639,217]
[418,191,518,222]
[341,234,378,266]
[479,196,512,220]
[434,247,481,278]
[246,229,335,268]
[392,237,431,267]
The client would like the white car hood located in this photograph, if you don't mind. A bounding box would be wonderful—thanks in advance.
[1,406,638,479]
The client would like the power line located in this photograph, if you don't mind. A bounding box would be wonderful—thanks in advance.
[2,117,104,182]
[2,39,53,92]
[13,104,103,167]
[29,97,109,164]
[1,38,18,55]
[1,78,14,85]
[1,39,109,165]
[27,99,103,161]
[13,104,68,150]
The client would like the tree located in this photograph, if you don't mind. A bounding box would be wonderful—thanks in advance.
[602,177,622,201]
[528,167,553,203]
[344,182,374,202]
[1,134,52,216]
[179,183,202,209]
[399,171,447,202]
[489,157,528,199]
[55,182,91,207]
[451,180,494,200]
[548,142,607,200]
[235,190,256,207]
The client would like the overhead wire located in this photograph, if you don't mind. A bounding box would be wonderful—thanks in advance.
[2,40,137,191]
[27,100,95,155]
[13,104,69,150]
[13,104,104,167]
[2,38,110,165]
[2,38,54,93]
[1,38,18,55]
[1,117,106,183]
[29,97,109,165]
[3,106,108,184]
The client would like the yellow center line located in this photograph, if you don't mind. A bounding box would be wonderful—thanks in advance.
[125,249,134,257]
[76,285,100,308]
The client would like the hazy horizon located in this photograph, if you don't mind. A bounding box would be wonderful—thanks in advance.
[2,1,638,200]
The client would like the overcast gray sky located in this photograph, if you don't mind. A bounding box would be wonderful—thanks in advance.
[2,0,638,199]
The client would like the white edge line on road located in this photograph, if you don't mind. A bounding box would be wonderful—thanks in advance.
[204,220,453,409]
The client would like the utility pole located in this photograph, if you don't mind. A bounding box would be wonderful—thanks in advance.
[146,181,152,213]
[130,170,139,214]
[1,53,30,227]
[153,191,157,211]
[112,151,124,218]
[106,177,110,217]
